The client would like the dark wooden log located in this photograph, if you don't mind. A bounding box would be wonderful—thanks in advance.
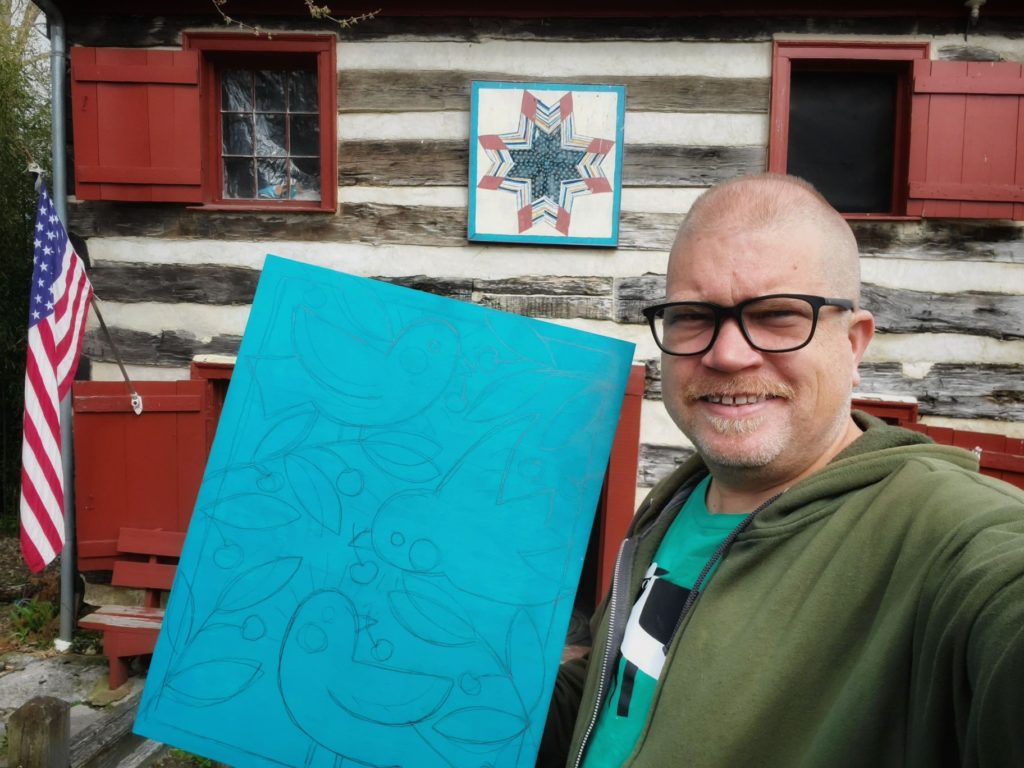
[90,263,260,305]
[638,443,696,487]
[476,276,612,296]
[338,141,765,187]
[70,201,474,244]
[339,142,469,188]
[69,202,342,240]
[71,201,685,251]
[88,265,615,306]
[64,14,1013,48]
[339,71,769,113]
[613,274,666,323]
[83,328,242,367]
[374,275,474,300]
[859,363,1024,422]
[851,220,1024,264]
[644,359,1024,422]
[329,15,1021,42]
[861,285,1024,341]
[475,294,613,320]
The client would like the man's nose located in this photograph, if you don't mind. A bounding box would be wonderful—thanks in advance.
[700,317,764,371]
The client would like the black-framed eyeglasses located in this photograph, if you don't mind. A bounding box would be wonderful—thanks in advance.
[642,294,855,356]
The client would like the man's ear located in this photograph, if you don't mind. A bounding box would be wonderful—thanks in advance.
[848,310,875,387]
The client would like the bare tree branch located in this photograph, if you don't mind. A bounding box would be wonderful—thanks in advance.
[208,0,380,37]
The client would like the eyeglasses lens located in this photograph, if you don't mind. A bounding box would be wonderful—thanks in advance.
[655,296,817,354]
[658,304,717,355]
[741,297,815,351]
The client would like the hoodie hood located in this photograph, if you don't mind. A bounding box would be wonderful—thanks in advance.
[634,411,980,535]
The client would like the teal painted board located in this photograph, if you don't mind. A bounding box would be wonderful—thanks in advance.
[134,255,635,767]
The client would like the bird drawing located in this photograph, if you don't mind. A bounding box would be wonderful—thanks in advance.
[279,589,454,767]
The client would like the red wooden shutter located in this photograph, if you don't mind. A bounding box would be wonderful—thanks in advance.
[71,47,202,203]
[908,60,1024,219]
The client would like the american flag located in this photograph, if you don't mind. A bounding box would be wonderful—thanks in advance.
[20,182,93,573]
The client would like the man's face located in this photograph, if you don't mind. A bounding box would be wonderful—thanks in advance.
[660,220,872,485]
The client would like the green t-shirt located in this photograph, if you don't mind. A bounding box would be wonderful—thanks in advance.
[582,476,746,768]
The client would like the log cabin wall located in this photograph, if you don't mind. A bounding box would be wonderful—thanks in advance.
[65,13,1024,503]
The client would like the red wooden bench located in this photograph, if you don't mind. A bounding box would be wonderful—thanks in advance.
[78,527,184,689]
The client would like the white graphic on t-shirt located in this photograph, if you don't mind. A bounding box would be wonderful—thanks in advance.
[620,561,691,679]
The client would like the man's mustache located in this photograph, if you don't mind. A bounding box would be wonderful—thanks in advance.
[679,377,796,402]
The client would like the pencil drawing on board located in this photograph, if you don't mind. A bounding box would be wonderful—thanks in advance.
[134,255,635,767]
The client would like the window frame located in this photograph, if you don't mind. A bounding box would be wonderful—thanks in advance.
[768,40,929,220]
[183,32,337,213]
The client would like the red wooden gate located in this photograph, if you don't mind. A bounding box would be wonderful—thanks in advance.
[73,379,217,571]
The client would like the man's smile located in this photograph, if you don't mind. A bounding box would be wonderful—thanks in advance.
[701,393,780,406]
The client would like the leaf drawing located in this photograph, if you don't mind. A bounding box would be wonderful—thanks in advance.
[253,408,317,462]
[464,372,548,423]
[284,454,343,533]
[361,431,442,466]
[166,659,262,707]
[388,589,476,647]
[432,706,528,745]
[163,573,195,652]
[215,557,302,613]
[361,431,442,483]
[505,609,547,713]
[202,493,302,530]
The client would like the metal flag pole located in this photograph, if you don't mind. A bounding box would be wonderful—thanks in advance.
[33,0,76,651]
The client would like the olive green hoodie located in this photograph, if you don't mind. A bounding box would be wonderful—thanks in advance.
[543,413,1024,768]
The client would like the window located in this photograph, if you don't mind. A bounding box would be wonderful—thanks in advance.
[187,33,336,211]
[769,42,926,218]
[219,66,322,202]
[770,43,1024,221]
[69,34,337,212]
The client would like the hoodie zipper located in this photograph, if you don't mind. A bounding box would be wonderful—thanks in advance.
[572,491,780,768]
[571,536,632,768]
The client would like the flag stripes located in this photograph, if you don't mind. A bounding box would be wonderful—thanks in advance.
[20,183,93,573]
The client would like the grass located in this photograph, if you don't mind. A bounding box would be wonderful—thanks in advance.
[8,597,57,646]
[161,748,219,767]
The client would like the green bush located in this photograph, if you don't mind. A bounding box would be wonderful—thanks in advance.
[0,4,52,532]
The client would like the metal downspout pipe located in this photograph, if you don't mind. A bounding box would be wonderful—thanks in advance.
[31,0,75,651]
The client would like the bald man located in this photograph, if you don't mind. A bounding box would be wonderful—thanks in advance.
[540,174,1024,768]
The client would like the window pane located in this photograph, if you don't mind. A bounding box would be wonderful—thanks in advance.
[255,70,286,112]
[222,114,254,155]
[787,70,897,213]
[257,158,290,199]
[255,114,287,156]
[224,157,256,199]
[288,70,319,113]
[216,59,325,206]
[291,157,321,201]
[290,115,320,156]
[221,70,252,112]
